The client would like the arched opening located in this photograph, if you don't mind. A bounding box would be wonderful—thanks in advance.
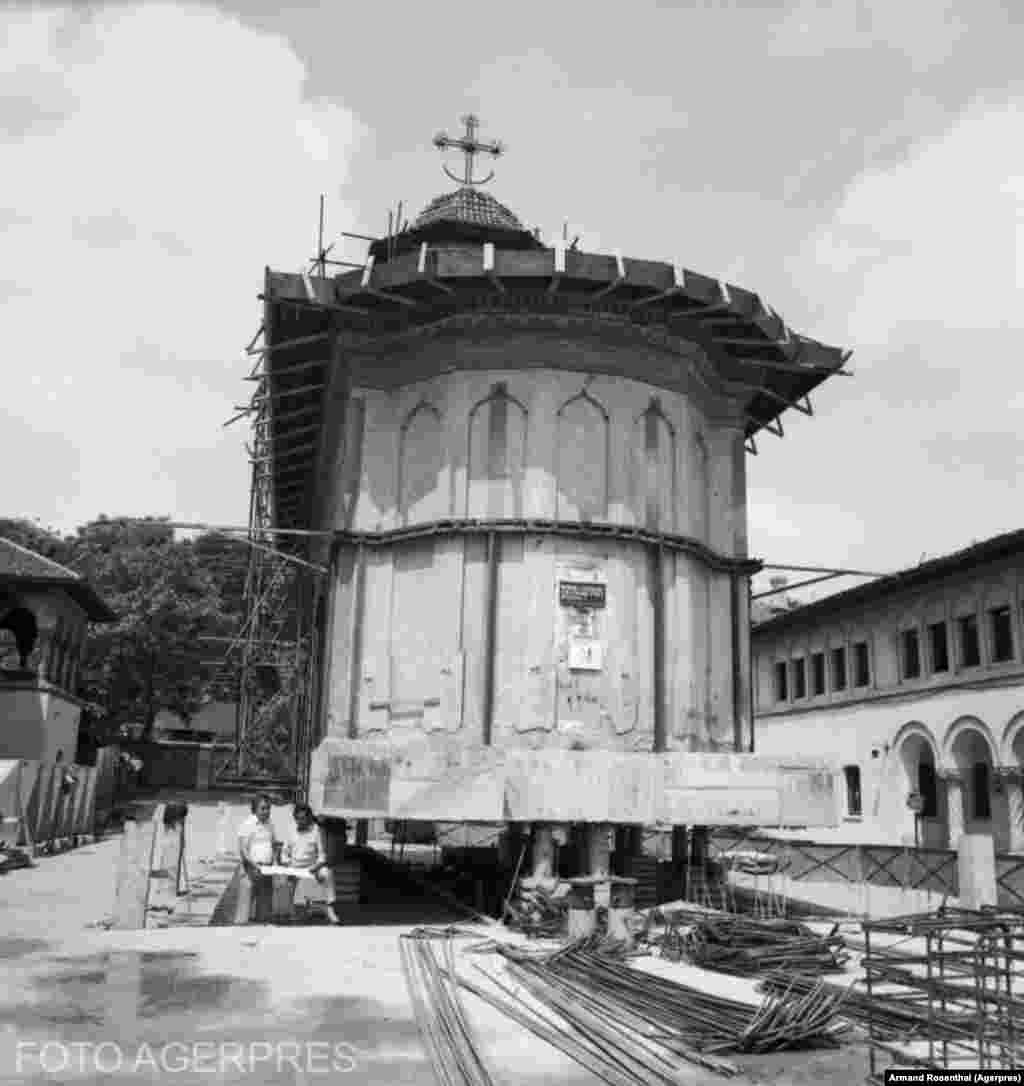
[950,723,1008,851]
[0,607,38,672]
[898,730,946,848]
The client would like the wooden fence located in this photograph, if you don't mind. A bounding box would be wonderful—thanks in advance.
[0,746,120,856]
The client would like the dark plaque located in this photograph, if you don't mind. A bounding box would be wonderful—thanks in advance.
[559,581,607,609]
[323,755,390,812]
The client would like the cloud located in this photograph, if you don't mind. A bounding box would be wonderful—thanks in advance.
[0,3,363,534]
[748,96,1024,573]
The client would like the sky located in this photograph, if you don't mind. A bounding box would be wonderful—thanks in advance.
[2,0,1022,598]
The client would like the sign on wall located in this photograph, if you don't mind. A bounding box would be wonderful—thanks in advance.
[559,581,607,609]
[568,638,603,671]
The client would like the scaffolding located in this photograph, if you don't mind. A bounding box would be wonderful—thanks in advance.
[862,908,1024,1079]
[215,199,401,795]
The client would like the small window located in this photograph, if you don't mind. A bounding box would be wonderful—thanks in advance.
[918,761,938,818]
[929,622,949,673]
[793,658,807,699]
[853,641,870,687]
[811,652,826,696]
[901,629,921,679]
[958,614,981,668]
[843,765,862,816]
[972,762,991,820]
[832,647,847,691]
[774,661,788,702]
[990,605,1014,663]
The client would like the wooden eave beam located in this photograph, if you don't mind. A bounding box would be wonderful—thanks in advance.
[588,251,627,301]
[255,404,322,426]
[630,264,686,308]
[483,243,506,295]
[250,441,319,466]
[547,243,567,295]
[249,382,326,405]
[731,381,815,416]
[764,415,785,438]
[253,422,322,444]
[416,243,455,294]
[246,331,330,357]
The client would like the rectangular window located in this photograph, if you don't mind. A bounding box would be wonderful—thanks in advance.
[973,762,991,820]
[901,629,921,679]
[774,661,788,702]
[843,765,862,817]
[918,761,938,818]
[793,658,806,699]
[832,647,847,691]
[958,614,981,668]
[990,605,1014,663]
[929,621,949,673]
[811,652,826,696]
[854,641,870,687]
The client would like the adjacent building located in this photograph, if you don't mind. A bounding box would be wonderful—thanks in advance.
[753,529,1024,854]
[0,537,115,762]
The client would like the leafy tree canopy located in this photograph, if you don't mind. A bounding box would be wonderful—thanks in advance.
[0,516,251,739]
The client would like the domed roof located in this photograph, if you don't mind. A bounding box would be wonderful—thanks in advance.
[414,187,524,232]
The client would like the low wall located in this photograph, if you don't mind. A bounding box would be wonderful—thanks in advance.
[712,828,1024,916]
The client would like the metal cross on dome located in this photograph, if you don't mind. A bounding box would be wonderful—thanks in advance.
[433,114,504,187]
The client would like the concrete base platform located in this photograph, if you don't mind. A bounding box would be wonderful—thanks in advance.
[309,737,838,827]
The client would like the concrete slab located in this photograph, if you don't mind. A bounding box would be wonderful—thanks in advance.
[310,737,840,827]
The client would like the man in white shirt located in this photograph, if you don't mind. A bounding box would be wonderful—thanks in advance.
[283,803,339,924]
[236,794,278,923]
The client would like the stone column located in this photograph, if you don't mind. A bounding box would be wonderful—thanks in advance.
[941,770,966,851]
[1000,768,1024,855]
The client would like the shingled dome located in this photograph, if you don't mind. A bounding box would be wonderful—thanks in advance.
[414,187,524,231]
[368,185,543,261]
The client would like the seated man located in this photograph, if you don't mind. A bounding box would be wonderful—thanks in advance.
[237,794,278,923]
[283,803,340,925]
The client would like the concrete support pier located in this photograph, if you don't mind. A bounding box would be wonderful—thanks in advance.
[523,823,557,891]
[607,877,638,947]
[588,823,612,907]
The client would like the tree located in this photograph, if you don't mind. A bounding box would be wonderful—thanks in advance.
[71,517,239,738]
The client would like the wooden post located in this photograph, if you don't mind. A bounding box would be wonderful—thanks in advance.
[113,805,164,930]
[14,762,34,858]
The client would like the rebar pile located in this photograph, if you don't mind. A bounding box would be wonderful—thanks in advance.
[683,915,849,976]
[399,930,497,1086]
[759,970,985,1043]
[457,940,850,1082]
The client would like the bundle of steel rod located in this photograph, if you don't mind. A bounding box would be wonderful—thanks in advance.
[399,930,497,1086]
[681,914,848,976]
[461,940,850,1074]
[758,971,977,1042]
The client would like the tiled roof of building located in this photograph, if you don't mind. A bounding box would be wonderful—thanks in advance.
[0,537,115,622]
[752,527,1024,636]
[414,187,523,231]
[0,537,78,580]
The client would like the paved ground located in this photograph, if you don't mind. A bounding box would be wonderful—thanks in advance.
[0,794,871,1085]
